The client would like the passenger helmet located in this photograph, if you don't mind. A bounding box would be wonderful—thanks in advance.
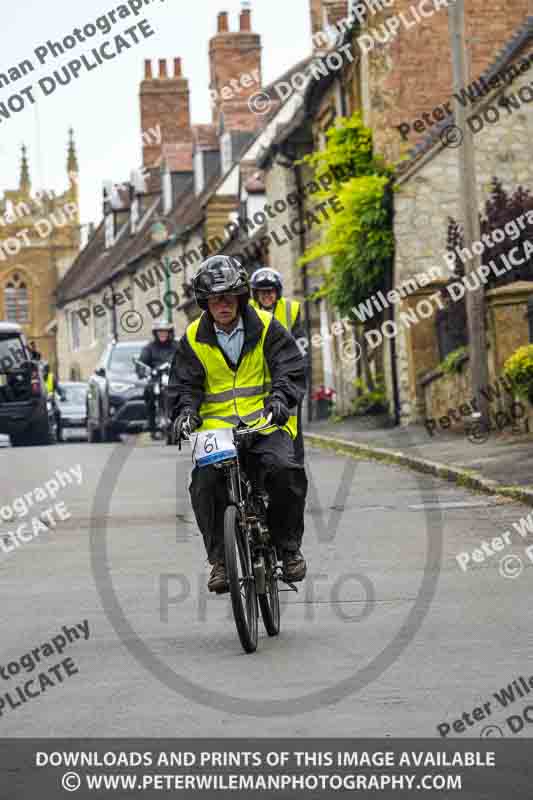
[250,267,283,300]
[193,256,250,311]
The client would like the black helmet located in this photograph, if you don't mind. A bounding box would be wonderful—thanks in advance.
[250,267,283,299]
[193,256,250,311]
[152,319,174,340]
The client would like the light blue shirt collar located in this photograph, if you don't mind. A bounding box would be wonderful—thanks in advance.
[214,316,245,364]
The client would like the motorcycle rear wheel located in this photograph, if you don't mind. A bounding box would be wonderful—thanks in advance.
[258,549,280,636]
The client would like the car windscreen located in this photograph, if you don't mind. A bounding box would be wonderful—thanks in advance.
[108,345,142,378]
[0,335,28,373]
[59,385,87,405]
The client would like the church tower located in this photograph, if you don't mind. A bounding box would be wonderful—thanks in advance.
[0,134,81,372]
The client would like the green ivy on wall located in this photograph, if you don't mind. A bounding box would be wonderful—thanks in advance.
[298,113,394,319]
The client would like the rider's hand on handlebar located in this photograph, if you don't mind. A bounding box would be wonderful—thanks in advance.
[263,396,290,427]
[173,409,202,440]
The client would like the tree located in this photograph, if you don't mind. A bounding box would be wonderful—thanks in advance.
[446,178,533,288]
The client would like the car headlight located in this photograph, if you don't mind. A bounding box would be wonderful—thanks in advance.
[109,382,132,393]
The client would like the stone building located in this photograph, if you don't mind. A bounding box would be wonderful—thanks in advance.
[255,0,364,417]
[55,6,275,381]
[0,135,80,372]
[360,0,532,164]
[393,18,533,423]
[342,1,533,423]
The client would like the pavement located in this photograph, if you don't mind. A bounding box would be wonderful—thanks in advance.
[306,413,533,502]
[1,435,533,738]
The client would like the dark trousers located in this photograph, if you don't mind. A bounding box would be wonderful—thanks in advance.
[144,384,156,432]
[189,430,308,563]
[293,400,305,465]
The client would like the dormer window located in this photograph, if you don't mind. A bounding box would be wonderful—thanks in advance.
[130,195,139,235]
[194,150,205,195]
[105,212,114,249]
[220,132,232,174]
[103,181,114,249]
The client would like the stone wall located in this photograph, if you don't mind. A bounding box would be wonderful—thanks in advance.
[56,233,202,381]
[1,194,80,374]
[394,47,533,422]
[421,282,533,430]
[264,157,326,407]
[421,360,473,428]
[487,281,533,377]
[362,0,532,165]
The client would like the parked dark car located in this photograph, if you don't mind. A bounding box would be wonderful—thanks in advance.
[0,322,57,446]
[56,382,88,442]
[86,340,148,442]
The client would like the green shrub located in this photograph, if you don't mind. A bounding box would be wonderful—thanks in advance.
[439,346,468,375]
[352,377,387,415]
[297,113,394,317]
[504,345,533,400]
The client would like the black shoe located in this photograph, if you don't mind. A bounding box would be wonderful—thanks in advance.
[283,550,307,582]
[208,561,228,593]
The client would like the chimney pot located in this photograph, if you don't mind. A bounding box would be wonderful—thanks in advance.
[217,11,229,33]
[174,57,182,78]
[144,59,152,79]
[159,59,168,78]
[239,8,251,31]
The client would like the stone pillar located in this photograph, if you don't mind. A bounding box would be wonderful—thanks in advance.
[486,281,533,376]
[395,280,448,423]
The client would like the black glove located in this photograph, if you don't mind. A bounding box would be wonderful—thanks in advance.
[173,409,202,440]
[264,396,290,426]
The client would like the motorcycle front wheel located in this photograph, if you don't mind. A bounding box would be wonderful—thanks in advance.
[224,505,258,654]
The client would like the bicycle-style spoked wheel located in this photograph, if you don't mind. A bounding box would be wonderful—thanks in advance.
[258,550,280,636]
[224,505,258,653]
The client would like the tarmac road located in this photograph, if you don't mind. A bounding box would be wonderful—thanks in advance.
[0,435,531,738]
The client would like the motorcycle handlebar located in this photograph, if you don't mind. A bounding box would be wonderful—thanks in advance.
[234,413,275,436]
[134,359,170,376]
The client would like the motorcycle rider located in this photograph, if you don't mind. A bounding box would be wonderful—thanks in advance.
[250,267,307,464]
[138,320,178,439]
[169,256,308,593]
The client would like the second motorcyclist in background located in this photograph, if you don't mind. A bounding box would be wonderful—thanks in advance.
[250,267,307,465]
[138,321,178,439]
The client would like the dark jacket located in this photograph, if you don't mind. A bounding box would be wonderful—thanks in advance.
[138,339,178,373]
[169,304,306,418]
[291,308,306,343]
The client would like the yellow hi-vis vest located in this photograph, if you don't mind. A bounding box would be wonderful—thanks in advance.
[45,373,54,394]
[274,298,300,333]
[249,299,300,438]
[250,298,300,334]
[186,308,295,439]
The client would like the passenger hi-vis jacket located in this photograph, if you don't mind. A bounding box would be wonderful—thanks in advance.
[250,298,304,338]
[250,298,306,438]
[169,304,305,438]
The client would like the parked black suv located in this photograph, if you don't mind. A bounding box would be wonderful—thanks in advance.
[0,322,57,446]
[86,340,149,442]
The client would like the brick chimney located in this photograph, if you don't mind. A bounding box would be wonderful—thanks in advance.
[209,3,262,133]
[139,57,192,168]
[310,0,350,51]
